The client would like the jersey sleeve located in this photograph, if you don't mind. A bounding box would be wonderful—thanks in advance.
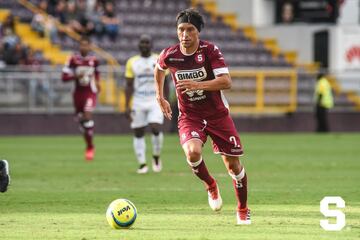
[208,44,229,76]
[62,56,76,82]
[156,49,168,71]
[125,58,134,78]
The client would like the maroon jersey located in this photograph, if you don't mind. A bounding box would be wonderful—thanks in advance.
[157,40,230,119]
[62,54,100,94]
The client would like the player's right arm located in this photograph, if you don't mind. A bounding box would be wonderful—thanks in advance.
[155,49,172,120]
[62,56,76,82]
[154,66,172,120]
[124,57,135,120]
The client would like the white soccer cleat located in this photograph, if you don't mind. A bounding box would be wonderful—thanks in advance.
[207,182,222,211]
[136,165,148,174]
[152,159,162,173]
[237,208,251,225]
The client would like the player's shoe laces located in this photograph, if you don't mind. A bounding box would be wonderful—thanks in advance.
[207,181,222,211]
[152,159,162,173]
[0,160,10,193]
[136,164,148,174]
[85,148,95,161]
[237,208,251,225]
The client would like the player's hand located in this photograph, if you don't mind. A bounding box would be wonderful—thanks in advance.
[176,80,200,94]
[76,72,85,80]
[96,82,101,92]
[157,97,172,120]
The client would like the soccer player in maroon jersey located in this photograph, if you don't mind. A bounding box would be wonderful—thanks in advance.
[154,9,251,225]
[62,36,100,161]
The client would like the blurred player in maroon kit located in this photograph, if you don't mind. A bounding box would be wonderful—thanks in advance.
[62,36,100,161]
[154,9,251,225]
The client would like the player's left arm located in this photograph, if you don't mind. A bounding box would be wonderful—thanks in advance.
[176,73,231,93]
[95,59,101,93]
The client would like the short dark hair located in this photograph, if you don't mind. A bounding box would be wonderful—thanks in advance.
[176,8,205,32]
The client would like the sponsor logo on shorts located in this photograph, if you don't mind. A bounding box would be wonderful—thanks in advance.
[191,131,200,138]
[231,148,242,153]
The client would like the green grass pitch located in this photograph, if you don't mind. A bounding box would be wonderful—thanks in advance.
[0,133,359,240]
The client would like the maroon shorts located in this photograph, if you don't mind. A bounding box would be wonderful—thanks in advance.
[178,114,244,156]
[73,91,97,114]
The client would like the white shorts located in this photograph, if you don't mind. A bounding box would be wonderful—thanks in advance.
[131,101,164,129]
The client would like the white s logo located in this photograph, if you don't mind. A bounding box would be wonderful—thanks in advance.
[320,196,345,231]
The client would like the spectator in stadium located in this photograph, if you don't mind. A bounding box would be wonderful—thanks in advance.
[2,42,27,65]
[31,0,48,37]
[315,73,334,132]
[26,49,59,106]
[61,36,100,161]
[0,160,10,193]
[0,14,15,38]
[64,1,86,35]
[154,8,251,225]
[53,0,67,40]
[281,2,295,23]
[101,1,121,41]
[76,0,95,36]
[86,1,105,39]
[125,34,165,174]
[31,0,58,42]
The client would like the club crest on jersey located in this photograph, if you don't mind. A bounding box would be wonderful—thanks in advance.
[175,67,207,81]
[195,53,204,64]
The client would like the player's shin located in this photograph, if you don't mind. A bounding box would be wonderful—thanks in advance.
[133,137,146,165]
[229,168,248,210]
[151,132,163,159]
[151,132,163,172]
[187,158,215,188]
[80,119,94,150]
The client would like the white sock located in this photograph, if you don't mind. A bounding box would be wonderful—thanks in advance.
[187,157,202,167]
[151,132,163,156]
[133,137,146,165]
[229,168,245,181]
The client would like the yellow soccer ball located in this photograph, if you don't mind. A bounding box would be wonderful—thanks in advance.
[106,199,137,229]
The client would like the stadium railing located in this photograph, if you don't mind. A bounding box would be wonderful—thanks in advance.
[0,65,122,113]
[0,65,302,114]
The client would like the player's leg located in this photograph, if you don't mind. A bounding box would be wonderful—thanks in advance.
[0,159,10,193]
[74,93,96,160]
[222,155,250,225]
[131,106,149,174]
[133,127,148,174]
[183,139,222,211]
[81,110,95,160]
[148,104,164,172]
[207,114,250,223]
[149,123,163,172]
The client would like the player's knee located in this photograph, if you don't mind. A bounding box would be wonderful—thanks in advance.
[151,129,160,136]
[80,119,95,129]
[185,148,202,161]
[149,124,161,135]
[134,128,145,138]
[225,159,241,174]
